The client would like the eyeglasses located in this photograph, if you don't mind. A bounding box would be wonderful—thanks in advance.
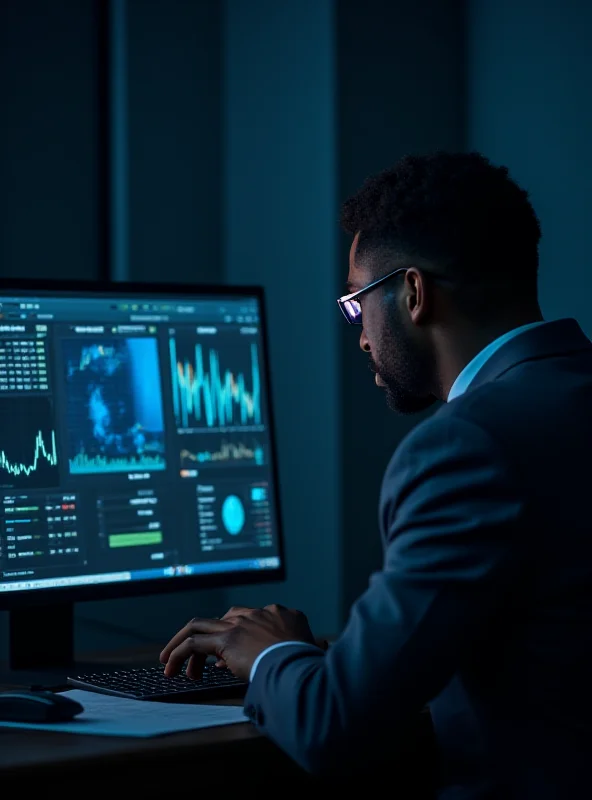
[337,267,408,325]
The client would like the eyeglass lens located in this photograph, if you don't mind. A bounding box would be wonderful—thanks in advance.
[343,299,362,324]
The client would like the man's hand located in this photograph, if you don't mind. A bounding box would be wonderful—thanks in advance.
[159,604,317,682]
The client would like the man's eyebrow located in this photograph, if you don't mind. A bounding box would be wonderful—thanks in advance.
[345,280,358,293]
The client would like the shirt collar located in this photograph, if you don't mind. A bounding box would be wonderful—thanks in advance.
[447,321,547,402]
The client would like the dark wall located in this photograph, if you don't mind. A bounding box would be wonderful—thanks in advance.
[0,0,100,281]
[468,0,592,335]
[127,0,224,284]
[337,0,467,615]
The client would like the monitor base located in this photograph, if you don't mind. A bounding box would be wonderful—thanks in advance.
[9,602,75,672]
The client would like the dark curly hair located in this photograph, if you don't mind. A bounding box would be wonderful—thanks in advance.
[341,151,542,298]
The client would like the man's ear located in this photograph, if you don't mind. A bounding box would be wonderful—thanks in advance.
[405,268,430,324]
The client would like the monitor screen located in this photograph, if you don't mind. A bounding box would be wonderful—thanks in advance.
[0,284,283,600]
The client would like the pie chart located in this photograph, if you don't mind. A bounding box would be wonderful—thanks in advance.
[221,494,245,535]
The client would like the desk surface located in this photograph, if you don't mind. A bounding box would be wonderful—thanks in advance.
[0,647,312,787]
[0,647,435,793]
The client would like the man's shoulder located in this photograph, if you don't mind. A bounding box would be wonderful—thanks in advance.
[378,393,525,542]
[438,378,523,426]
[383,398,508,489]
[419,378,534,450]
[383,375,553,498]
[394,383,514,455]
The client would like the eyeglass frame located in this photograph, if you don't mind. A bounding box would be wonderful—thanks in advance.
[337,267,408,325]
[337,266,456,325]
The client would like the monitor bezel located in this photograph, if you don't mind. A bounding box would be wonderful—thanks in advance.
[0,276,286,609]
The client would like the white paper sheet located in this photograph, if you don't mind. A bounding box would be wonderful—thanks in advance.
[0,689,249,737]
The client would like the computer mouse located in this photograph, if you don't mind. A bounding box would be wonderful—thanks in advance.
[0,690,84,722]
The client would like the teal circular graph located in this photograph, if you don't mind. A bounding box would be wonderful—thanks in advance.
[221,494,245,535]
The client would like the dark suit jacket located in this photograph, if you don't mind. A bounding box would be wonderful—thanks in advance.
[244,319,592,798]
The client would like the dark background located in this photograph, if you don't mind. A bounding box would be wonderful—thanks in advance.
[0,0,590,658]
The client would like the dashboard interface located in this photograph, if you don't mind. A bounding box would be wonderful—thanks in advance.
[0,289,282,594]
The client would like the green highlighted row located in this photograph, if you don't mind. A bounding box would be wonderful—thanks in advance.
[108,531,163,549]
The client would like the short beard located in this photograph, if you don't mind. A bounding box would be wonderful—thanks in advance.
[384,384,436,414]
[371,313,437,415]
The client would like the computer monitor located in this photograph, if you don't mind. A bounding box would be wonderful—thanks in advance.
[0,279,284,674]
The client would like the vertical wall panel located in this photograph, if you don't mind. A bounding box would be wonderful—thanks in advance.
[224,0,341,635]
[126,0,224,285]
[0,0,99,280]
[468,0,592,331]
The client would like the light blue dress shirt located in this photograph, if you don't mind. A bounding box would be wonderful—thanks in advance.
[250,320,547,682]
[447,321,545,401]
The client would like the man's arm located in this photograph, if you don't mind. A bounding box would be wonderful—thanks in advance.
[243,414,527,775]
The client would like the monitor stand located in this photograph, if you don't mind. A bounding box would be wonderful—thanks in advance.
[3,602,152,688]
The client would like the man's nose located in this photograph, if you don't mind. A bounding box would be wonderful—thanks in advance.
[359,328,370,352]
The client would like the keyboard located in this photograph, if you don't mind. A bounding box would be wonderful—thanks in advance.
[67,664,247,701]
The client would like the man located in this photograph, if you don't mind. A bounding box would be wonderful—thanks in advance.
[161,152,592,797]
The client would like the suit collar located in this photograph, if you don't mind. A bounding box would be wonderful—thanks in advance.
[466,318,591,393]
